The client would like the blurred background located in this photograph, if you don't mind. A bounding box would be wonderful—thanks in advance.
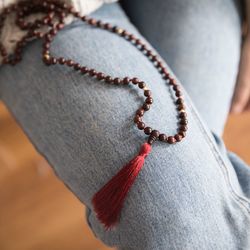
[0,100,249,250]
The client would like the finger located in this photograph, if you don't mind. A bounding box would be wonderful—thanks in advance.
[231,79,250,114]
[231,37,250,114]
[245,98,250,112]
[231,42,250,113]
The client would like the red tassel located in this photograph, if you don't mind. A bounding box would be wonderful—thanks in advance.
[91,142,152,230]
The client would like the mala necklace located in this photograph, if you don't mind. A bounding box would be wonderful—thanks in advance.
[0,0,188,230]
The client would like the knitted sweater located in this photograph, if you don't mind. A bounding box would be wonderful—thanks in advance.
[0,0,117,62]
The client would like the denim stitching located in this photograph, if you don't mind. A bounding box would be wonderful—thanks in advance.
[149,40,250,214]
[74,28,250,219]
[188,98,250,215]
[155,48,250,214]
[85,206,99,238]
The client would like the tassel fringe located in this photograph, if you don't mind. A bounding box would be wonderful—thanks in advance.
[91,142,152,230]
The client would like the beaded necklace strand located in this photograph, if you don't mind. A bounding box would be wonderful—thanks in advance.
[0,0,188,230]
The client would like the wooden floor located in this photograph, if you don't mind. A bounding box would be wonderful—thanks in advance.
[0,101,249,250]
[0,102,114,250]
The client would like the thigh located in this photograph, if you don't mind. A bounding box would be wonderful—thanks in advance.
[0,2,250,250]
[121,0,243,136]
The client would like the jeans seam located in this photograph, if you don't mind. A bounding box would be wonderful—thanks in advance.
[188,99,250,215]
[85,206,99,238]
[152,42,250,215]
[64,14,250,214]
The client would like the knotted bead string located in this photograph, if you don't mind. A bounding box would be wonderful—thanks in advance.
[0,0,188,145]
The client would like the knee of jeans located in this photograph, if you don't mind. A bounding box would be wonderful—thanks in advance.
[85,138,242,249]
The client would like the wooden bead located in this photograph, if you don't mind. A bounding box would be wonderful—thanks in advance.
[143,103,150,111]
[121,30,129,37]
[58,57,65,64]
[105,76,113,83]
[146,50,153,57]
[97,72,105,80]
[163,72,170,79]
[151,55,157,62]
[179,125,188,132]
[156,61,163,68]
[179,111,187,118]
[135,38,142,46]
[151,130,160,138]
[96,20,103,27]
[123,77,130,84]
[132,77,139,84]
[114,77,121,84]
[144,127,152,135]
[174,134,182,142]
[137,121,145,130]
[147,135,156,145]
[146,97,153,104]
[138,82,146,89]
[136,108,144,116]
[104,23,112,30]
[140,44,146,51]
[51,57,57,64]
[144,89,152,97]
[176,98,183,105]
[66,59,74,66]
[128,34,136,41]
[56,23,64,30]
[74,63,81,70]
[89,69,96,76]
[175,91,182,97]
[167,136,176,144]
[112,26,118,32]
[81,67,89,74]
[180,119,188,125]
[178,104,185,110]
[88,18,97,25]
[134,115,141,123]
[169,78,176,86]
[81,15,87,21]
[179,131,186,138]
[173,85,180,91]
[50,28,57,36]
[159,133,167,141]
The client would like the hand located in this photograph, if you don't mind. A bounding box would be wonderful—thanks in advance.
[230,34,250,114]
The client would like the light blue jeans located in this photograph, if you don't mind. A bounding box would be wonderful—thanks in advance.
[1,1,250,249]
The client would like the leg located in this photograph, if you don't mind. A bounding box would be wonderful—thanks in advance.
[1,3,250,250]
[121,0,243,136]
[121,2,250,237]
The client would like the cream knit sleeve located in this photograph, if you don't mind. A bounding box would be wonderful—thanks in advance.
[0,0,117,63]
[0,0,117,15]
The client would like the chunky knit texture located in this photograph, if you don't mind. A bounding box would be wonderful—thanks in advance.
[0,0,117,63]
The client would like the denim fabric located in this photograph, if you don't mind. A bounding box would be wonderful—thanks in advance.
[121,0,243,136]
[0,2,250,250]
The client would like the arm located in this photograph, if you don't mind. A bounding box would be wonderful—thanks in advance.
[230,0,250,113]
